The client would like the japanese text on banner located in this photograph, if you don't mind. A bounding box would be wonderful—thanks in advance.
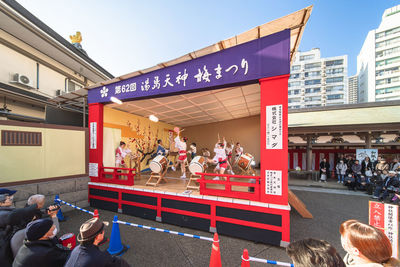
[265,170,282,196]
[266,105,282,149]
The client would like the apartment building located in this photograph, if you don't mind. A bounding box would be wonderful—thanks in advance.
[288,48,348,109]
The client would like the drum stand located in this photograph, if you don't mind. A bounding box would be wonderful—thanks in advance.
[186,174,201,190]
[129,156,141,180]
[146,159,170,187]
[239,166,256,176]
[238,166,256,192]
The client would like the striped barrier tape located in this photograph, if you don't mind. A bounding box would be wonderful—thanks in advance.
[116,219,214,242]
[55,198,94,216]
[249,256,294,267]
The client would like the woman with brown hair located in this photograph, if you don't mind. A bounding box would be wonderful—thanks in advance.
[339,219,400,267]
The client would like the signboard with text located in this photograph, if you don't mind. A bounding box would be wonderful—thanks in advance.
[356,149,378,162]
[88,29,290,103]
[369,201,399,258]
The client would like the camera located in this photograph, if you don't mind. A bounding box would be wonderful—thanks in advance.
[46,204,61,212]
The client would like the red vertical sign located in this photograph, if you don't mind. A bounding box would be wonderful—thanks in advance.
[259,74,289,205]
[369,201,385,230]
[88,103,104,182]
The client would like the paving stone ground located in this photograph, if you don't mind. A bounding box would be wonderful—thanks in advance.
[58,187,371,266]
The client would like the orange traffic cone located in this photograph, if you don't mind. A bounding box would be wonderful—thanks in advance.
[241,249,250,267]
[209,233,222,267]
[93,209,99,219]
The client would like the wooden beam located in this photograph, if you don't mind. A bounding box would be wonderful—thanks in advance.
[288,189,313,219]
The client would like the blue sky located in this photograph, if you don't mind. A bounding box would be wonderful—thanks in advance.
[18,0,399,77]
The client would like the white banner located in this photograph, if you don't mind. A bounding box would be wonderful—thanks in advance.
[90,122,97,149]
[384,203,399,258]
[356,149,378,162]
[89,163,98,177]
[266,105,282,149]
[265,170,282,196]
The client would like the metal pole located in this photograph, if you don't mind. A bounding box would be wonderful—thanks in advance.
[83,97,86,127]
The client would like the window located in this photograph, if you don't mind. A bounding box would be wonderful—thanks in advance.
[376,66,400,77]
[305,88,321,94]
[327,94,343,100]
[376,36,400,48]
[290,73,300,79]
[326,102,344,106]
[304,96,321,102]
[386,56,400,65]
[325,60,343,67]
[291,65,301,71]
[305,104,320,108]
[326,77,343,83]
[376,57,400,67]
[305,71,320,77]
[288,98,301,103]
[289,105,301,109]
[376,86,400,95]
[288,89,300,95]
[305,79,321,85]
[376,47,400,58]
[65,79,84,93]
[305,62,321,69]
[300,54,315,61]
[289,81,301,87]
[375,26,400,39]
[376,77,400,86]
[1,130,42,146]
[326,85,344,93]
[326,68,344,74]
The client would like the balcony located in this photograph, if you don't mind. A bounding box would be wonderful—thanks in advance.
[376,80,400,90]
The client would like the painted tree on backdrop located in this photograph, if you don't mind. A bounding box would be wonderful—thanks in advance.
[127,119,159,165]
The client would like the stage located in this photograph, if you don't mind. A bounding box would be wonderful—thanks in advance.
[86,6,312,248]
[88,170,291,246]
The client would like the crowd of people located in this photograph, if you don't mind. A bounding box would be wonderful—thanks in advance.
[0,189,130,267]
[319,155,400,203]
[1,188,399,266]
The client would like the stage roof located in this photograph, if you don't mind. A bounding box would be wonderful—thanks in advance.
[101,6,312,127]
[107,84,260,127]
[88,6,312,91]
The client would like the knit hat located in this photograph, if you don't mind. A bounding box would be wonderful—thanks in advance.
[25,219,53,241]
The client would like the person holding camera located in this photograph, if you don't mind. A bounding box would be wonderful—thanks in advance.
[0,189,44,267]
[11,194,60,258]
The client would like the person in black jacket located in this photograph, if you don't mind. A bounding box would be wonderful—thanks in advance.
[65,218,130,267]
[372,171,398,201]
[12,218,70,267]
[0,189,42,267]
[319,158,330,182]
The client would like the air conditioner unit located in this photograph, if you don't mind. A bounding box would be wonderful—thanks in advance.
[10,73,33,88]
[55,90,63,96]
